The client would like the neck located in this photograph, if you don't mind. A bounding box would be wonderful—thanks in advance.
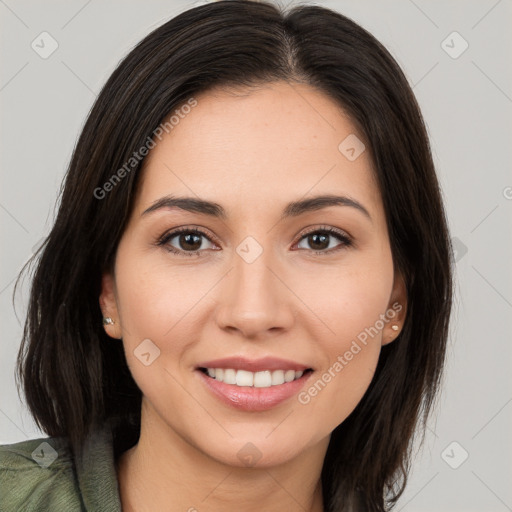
[116,401,328,512]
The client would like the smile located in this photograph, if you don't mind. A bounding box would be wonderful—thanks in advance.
[200,368,312,387]
[196,367,314,412]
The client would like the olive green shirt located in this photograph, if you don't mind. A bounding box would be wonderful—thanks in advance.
[0,426,122,511]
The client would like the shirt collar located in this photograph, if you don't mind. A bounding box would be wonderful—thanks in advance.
[74,424,123,511]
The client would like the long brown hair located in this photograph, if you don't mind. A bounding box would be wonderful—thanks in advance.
[14,1,453,510]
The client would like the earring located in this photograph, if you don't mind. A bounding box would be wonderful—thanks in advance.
[391,324,399,331]
[103,317,115,326]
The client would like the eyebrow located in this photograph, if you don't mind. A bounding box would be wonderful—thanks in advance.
[141,194,372,222]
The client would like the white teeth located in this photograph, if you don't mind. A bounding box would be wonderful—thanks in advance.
[204,368,308,387]
[271,370,285,385]
[223,369,236,385]
[254,371,272,388]
[236,370,254,387]
[284,369,296,383]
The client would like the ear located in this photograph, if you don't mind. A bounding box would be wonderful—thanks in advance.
[382,271,407,346]
[99,272,122,339]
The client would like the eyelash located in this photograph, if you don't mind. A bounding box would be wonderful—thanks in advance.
[156,225,353,258]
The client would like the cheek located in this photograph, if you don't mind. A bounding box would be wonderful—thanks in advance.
[113,257,199,367]
[291,258,392,426]
[297,344,380,441]
[293,253,393,344]
[115,253,197,331]
[113,260,202,407]
[295,283,387,432]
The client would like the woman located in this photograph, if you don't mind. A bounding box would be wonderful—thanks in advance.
[0,0,453,510]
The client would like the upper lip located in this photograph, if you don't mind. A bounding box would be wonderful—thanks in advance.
[196,356,312,372]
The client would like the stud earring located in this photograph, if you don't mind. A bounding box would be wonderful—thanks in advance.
[103,317,115,326]
[391,324,399,331]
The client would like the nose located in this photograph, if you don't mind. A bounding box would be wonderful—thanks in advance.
[214,245,296,340]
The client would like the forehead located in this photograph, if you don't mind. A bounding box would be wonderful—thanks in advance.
[135,81,382,221]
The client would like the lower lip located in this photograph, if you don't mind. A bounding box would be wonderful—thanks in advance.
[196,369,313,412]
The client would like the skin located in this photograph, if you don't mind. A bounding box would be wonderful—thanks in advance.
[100,81,407,512]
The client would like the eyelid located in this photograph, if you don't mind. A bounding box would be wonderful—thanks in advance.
[296,224,352,242]
[157,225,221,247]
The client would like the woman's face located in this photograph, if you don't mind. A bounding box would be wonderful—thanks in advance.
[101,81,406,468]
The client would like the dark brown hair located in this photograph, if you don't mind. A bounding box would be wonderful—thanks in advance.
[14,1,453,510]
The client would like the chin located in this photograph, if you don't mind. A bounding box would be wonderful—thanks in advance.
[197,430,314,469]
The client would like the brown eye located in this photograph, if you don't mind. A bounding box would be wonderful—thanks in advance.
[296,227,352,254]
[158,228,216,257]
[175,232,203,251]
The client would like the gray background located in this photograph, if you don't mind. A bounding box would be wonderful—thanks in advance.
[1,0,511,510]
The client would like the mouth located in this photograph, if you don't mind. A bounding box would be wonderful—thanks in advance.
[195,364,314,412]
[198,367,314,387]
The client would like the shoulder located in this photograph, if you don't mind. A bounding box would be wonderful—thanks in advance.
[0,435,83,511]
